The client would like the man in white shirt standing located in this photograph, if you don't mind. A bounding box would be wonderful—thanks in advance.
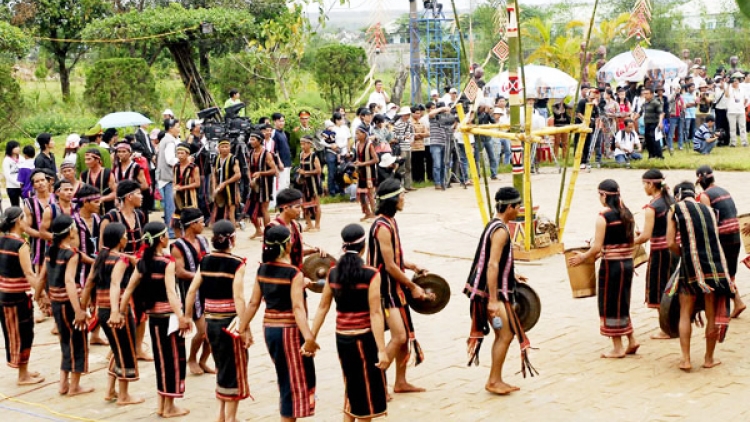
[726,74,748,147]
[367,79,390,113]
[158,118,180,238]
[613,118,643,164]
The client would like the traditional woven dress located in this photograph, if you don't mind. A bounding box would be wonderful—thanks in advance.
[95,252,139,381]
[266,217,304,269]
[46,247,88,374]
[258,262,316,419]
[172,162,199,226]
[113,161,142,184]
[0,234,35,368]
[645,196,678,308]
[214,154,240,221]
[171,236,209,320]
[356,139,377,196]
[200,252,250,401]
[298,151,321,216]
[102,209,145,255]
[144,255,186,398]
[367,215,423,366]
[73,212,100,289]
[24,194,55,266]
[328,265,387,419]
[598,209,635,337]
[700,186,740,279]
[81,168,114,213]
[245,148,274,224]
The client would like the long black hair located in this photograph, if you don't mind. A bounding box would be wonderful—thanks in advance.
[47,214,74,263]
[598,179,634,242]
[91,223,126,287]
[0,207,23,232]
[5,140,19,157]
[674,181,697,201]
[135,222,168,311]
[211,219,235,250]
[696,165,714,190]
[263,225,291,263]
[641,169,674,206]
[332,224,367,298]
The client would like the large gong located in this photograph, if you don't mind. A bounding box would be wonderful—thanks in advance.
[514,283,541,332]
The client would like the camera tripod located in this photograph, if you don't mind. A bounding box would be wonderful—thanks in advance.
[444,138,468,188]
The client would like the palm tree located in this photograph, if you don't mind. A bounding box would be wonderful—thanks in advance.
[522,18,584,77]
[592,13,631,48]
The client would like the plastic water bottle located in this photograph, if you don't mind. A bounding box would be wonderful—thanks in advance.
[491,316,503,330]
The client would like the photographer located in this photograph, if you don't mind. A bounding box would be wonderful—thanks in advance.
[693,115,719,154]
[696,80,713,128]
[428,102,453,189]
[475,104,498,180]
[613,118,642,164]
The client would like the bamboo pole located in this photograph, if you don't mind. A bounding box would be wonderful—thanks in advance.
[558,103,593,240]
[523,100,533,251]
[456,103,489,225]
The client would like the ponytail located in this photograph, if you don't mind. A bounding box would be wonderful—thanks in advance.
[0,207,23,233]
[48,215,74,263]
[642,168,674,206]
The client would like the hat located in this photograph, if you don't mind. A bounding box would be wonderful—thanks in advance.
[379,153,398,168]
[324,120,335,129]
[65,133,81,149]
[187,119,203,130]
[149,128,161,140]
[397,106,412,116]
[387,103,398,110]
[732,72,745,79]
[114,141,131,152]
[692,64,700,69]
[449,88,458,94]
[492,107,506,115]
[430,89,439,97]
[298,110,311,118]
[176,142,191,153]
[84,124,102,137]
[526,91,538,100]
[162,108,174,117]
[698,80,707,88]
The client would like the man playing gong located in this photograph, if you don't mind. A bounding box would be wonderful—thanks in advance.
[465,187,536,395]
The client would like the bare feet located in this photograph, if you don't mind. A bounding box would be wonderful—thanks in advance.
[601,349,626,359]
[188,361,204,375]
[703,358,722,369]
[18,375,45,385]
[485,382,520,395]
[626,343,641,355]
[137,351,154,362]
[731,304,746,319]
[90,336,110,346]
[650,331,672,340]
[199,362,216,374]
[67,385,95,396]
[104,390,117,402]
[393,382,426,393]
[386,392,393,402]
[51,325,59,335]
[162,407,190,418]
[117,395,145,406]
[679,359,692,372]
[59,381,69,395]
[249,231,262,240]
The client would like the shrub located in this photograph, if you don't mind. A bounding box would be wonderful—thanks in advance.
[84,58,159,116]
[210,52,277,109]
[0,65,24,139]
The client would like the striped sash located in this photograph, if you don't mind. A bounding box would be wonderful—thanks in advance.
[263,309,296,327]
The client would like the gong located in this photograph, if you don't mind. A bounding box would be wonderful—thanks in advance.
[514,283,541,332]
[302,253,335,293]
[659,262,704,338]
[406,273,451,315]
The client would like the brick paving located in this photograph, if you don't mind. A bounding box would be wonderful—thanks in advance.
[0,168,749,421]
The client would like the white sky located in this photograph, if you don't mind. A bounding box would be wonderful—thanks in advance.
[305,0,570,13]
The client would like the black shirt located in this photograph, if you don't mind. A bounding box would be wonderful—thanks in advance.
[34,152,56,175]
[644,98,663,124]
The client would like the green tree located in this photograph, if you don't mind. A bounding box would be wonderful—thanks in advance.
[82,3,256,111]
[210,52,277,108]
[0,65,24,138]
[0,21,32,58]
[5,0,111,101]
[522,18,584,77]
[84,58,159,116]
[312,44,368,110]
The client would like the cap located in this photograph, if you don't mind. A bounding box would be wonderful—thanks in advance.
[149,128,161,140]
[298,110,311,118]
[162,108,174,117]
[187,119,203,129]
[692,64,700,69]
[387,103,398,110]
[732,72,745,79]
[397,106,412,116]
[492,107,506,115]
[379,153,398,168]
[84,124,102,137]
[449,88,458,94]
[65,133,81,149]
[430,89,439,97]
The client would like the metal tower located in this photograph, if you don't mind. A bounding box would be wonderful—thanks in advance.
[410,13,461,104]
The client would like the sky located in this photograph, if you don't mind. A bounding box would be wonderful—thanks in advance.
[304,0,575,13]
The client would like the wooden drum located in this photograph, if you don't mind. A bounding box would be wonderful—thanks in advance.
[739,213,750,254]
[564,247,597,298]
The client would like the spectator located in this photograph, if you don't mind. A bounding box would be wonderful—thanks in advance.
[392,106,415,191]
[693,115,719,155]
[385,103,399,121]
[377,152,400,184]
[34,132,57,175]
[492,107,512,165]
[725,74,748,147]
[613,118,643,164]
[428,103,452,190]
[3,140,21,207]
[667,83,685,154]
[367,79,390,112]
[683,82,697,150]
[325,113,350,195]
[64,133,80,164]
[158,118,180,238]
[410,104,430,184]
[101,127,118,150]
[17,145,36,199]
[371,114,393,155]
[474,104,498,180]
[223,88,246,117]
[552,99,572,160]
[641,87,664,159]
[714,76,730,146]
[420,102,434,183]
[271,112,292,190]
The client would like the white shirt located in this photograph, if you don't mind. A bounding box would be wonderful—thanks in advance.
[614,129,641,156]
[419,115,431,145]
[332,125,351,156]
[367,91,388,111]
[2,156,20,189]
[714,86,730,109]
[350,117,363,132]
[727,85,747,114]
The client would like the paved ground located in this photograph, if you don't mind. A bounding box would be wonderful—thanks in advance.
[1,168,750,421]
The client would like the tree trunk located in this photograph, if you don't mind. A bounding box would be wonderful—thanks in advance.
[166,41,215,111]
[56,55,71,102]
[391,66,408,106]
[199,44,211,81]
[274,65,289,101]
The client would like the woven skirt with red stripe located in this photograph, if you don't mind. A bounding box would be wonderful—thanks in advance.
[149,315,186,398]
[264,325,316,419]
[336,331,387,419]
[51,301,88,373]
[207,316,250,401]
[719,234,740,279]
[98,306,139,381]
[598,258,634,337]
[645,249,677,308]
[0,292,34,368]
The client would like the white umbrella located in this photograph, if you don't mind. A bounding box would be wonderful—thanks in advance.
[597,49,688,84]
[98,112,152,129]
[485,65,578,100]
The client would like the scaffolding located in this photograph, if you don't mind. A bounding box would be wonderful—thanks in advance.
[410,16,461,104]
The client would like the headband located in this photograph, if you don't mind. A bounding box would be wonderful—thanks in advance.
[219,139,231,145]
[182,215,203,227]
[264,234,291,246]
[376,187,404,200]
[115,142,132,152]
[118,186,141,199]
[142,227,168,245]
[176,145,191,153]
[598,189,620,196]
[342,234,366,247]
[642,178,664,183]
[78,194,101,203]
[54,222,76,237]
[4,212,22,226]
[495,196,522,205]
[60,162,75,170]
[214,232,236,244]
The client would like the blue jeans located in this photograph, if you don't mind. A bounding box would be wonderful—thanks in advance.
[494,138,512,164]
[700,139,717,154]
[325,151,340,195]
[159,182,175,237]
[615,152,642,163]
[668,117,683,150]
[683,117,695,147]
[429,144,445,186]
[453,142,469,183]
[473,137,497,177]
